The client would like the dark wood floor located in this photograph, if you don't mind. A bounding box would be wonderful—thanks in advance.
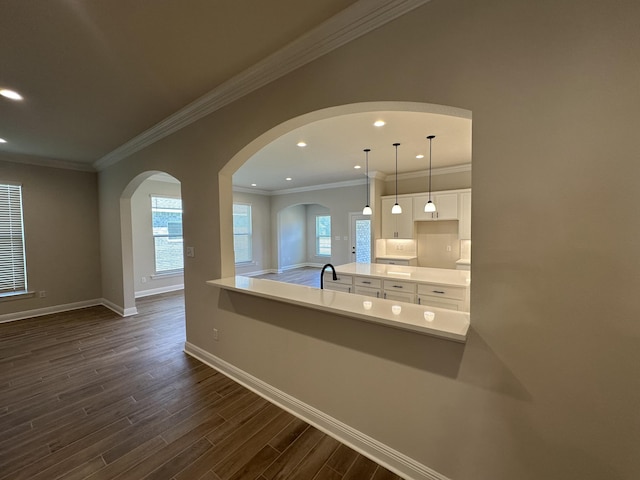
[0,292,403,479]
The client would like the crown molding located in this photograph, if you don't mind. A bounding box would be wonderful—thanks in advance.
[93,0,432,171]
[0,152,95,172]
[387,163,471,182]
[233,186,272,196]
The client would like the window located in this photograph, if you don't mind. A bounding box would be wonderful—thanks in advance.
[316,215,331,256]
[151,196,183,274]
[233,203,252,263]
[0,183,27,294]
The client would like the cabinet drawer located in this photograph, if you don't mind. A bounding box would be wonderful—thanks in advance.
[354,276,381,288]
[417,283,465,300]
[383,279,417,293]
[323,273,352,285]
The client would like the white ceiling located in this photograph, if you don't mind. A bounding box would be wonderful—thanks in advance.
[1,0,457,187]
[233,110,472,192]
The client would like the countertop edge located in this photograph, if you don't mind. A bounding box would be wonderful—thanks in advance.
[208,277,469,343]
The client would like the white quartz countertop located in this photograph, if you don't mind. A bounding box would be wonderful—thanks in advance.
[208,276,469,343]
[332,263,470,287]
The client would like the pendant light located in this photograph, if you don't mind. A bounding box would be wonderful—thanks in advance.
[391,143,402,214]
[362,148,372,215]
[424,135,437,213]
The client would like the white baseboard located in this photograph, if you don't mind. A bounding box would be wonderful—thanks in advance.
[0,299,103,324]
[101,298,138,317]
[135,284,184,299]
[242,269,276,277]
[184,342,449,480]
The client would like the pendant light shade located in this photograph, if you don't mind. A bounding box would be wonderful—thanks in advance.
[362,148,372,215]
[392,143,402,214]
[424,135,437,213]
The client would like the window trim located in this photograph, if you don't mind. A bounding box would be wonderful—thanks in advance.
[150,194,184,275]
[233,202,253,264]
[315,214,331,257]
[0,182,28,295]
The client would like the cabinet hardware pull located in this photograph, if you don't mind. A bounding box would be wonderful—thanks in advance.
[376,292,379,298]
[362,281,371,284]
[392,285,403,289]
[433,290,445,294]
[384,293,387,299]
[418,297,421,305]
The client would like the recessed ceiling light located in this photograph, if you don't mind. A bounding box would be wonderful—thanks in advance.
[416,154,424,159]
[285,177,292,181]
[354,165,361,169]
[297,141,307,147]
[373,120,385,127]
[0,138,6,143]
[0,89,23,101]
[251,183,257,187]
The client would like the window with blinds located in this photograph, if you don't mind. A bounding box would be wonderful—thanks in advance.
[0,183,27,294]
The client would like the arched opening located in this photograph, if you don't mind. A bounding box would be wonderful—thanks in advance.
[120,171,183,315]
[219,102,471,277]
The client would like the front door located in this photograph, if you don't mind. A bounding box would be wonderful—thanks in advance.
[349,213,371,263]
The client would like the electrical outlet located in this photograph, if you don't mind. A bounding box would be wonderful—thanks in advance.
[446,245,452,252]
[39,291,47,298]
[141,276,147,283]
[213,328,219,341]
[186,247,195,258]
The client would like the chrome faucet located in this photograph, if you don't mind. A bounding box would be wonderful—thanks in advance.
[320,263,337,289]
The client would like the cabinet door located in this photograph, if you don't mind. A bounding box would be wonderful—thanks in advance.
[354,286,382,298]
[383,290,415,303]
[433,193,458,220]
[324,283,352,293]
[413,193,458,220]
[417,295,460,311]
[458,191,471,239]
[381,197,413,239]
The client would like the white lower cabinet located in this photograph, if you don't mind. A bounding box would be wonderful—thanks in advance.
[325,272,469,312]
[416,283,467,311]
[323,273,352,293]
[353,276,382,298]
[382,279,416,303]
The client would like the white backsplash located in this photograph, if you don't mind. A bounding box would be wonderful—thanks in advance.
[376,238,416,257]
[416,220,461,268]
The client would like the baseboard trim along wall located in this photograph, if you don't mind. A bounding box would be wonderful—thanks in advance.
[0,299,103,324]
[184,341,450,480]
[135,284,184,299]
[101,298,138,317]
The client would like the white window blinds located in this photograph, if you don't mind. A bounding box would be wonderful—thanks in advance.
[0,183,27,293]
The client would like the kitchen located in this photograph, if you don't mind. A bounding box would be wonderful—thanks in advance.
[217,105,472,342]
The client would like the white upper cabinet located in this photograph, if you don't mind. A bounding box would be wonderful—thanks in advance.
[413,193,458,221]
[381,197,414,239]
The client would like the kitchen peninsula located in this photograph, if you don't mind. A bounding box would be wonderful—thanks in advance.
[208,263,471,343]
[323,263,470,312]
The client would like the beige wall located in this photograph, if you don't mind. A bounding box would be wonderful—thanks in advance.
[95,1,640,479]
[0,159,101,317]
[384,169,472,196]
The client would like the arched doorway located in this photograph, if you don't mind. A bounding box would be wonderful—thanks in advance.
[120,171,183,315]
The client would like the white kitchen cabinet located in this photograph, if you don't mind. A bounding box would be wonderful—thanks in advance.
[381,197,414,239]
[354,286,382,298]
[382,279,416,303]
[323,273,352,293]
[458,191,471,239]
[416,283,468,311]
[413,193,458,221]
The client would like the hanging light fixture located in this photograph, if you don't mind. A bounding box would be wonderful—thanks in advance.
[424,135,437,213]
[391,143,402,214]
[362,148,372,215]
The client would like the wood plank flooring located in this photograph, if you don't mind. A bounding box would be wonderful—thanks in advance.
[0,292,403,480]
[253,268,321,288]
